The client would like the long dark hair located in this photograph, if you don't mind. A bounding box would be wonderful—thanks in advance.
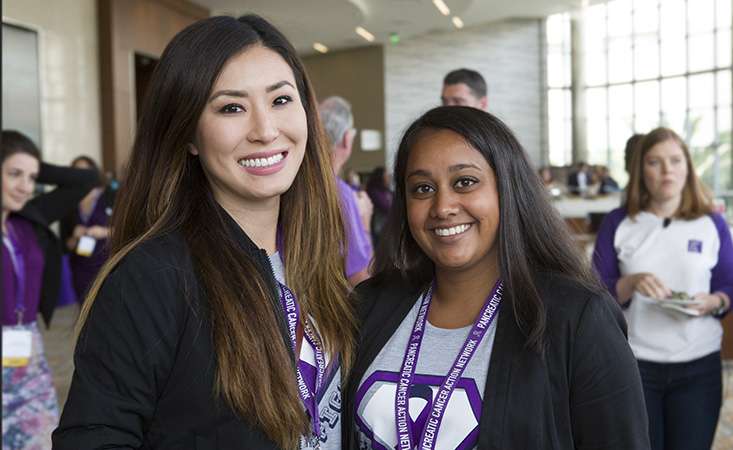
[1,130,41,163]
[77,15,355,449]
[375,106,599,351]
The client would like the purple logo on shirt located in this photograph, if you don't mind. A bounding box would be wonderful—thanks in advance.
[355,371,482,450]
[688,240,703,253]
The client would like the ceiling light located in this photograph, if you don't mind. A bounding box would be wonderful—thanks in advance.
[355,26,375,42]
[433,0,450,16]
[452,16,464,29]
[313,42,329,53]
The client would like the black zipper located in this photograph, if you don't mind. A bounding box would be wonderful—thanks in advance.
[257,248,297,364]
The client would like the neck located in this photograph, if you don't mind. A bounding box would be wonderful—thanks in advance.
[218,196,280,255]
[1,210,8,234]
[429,259,500,329]
[648,195,681,218]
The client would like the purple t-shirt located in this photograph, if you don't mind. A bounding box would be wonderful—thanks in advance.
[336,179,373,278]
[2,215,45,325]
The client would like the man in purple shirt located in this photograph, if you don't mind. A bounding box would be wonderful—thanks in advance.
[319,96,373,286]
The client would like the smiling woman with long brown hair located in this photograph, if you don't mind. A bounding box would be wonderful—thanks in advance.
[52,15,355,450]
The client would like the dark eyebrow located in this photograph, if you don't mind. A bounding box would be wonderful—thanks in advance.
[407,163,481,179]
[449,163,481,172]
[266,80,294,93]
[407,169,431,179]
[208,81,294,102]
[209,90,247,102]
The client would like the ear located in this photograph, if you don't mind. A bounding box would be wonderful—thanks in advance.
[188,143,199,156]
[342,129,356,151]
[479,96,488,111]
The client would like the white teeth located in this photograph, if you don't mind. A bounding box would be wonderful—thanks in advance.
[434,224,471,237]
[238,152,284,168]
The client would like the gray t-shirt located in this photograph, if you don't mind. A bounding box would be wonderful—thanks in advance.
[354,293,498,450]
[269,252,341,450]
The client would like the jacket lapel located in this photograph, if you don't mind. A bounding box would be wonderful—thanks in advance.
[218,207,295,363]
[477,300,524,450]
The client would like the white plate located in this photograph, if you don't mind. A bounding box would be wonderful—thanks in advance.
[661,297,703,306]
[637,294,702,316]
[656,302,702,316]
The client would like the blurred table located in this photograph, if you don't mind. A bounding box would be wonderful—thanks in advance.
[551,193,621,219]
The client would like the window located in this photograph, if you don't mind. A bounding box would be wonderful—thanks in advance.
[546,0,732,196]
[2,23,42,148]
[546,13,573,167]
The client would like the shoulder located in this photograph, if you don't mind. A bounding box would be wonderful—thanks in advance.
[601,207,628,229]
[534,272,623,330]
[122,232,189,266]
[104,231,195,299]
[352,271,422,321]
[15,203,47,228]
[708,212,731,237]
[336,178,358,202]
[82,232,201,347]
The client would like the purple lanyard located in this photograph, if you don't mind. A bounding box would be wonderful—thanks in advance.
[394,279,504,450]
[3,225,27,325]
[278,282,326,442]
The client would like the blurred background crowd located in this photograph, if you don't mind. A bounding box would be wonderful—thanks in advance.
[2,0,733,449]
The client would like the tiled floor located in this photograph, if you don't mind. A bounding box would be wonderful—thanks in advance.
[715,360,733,449]
[40,304,733,448]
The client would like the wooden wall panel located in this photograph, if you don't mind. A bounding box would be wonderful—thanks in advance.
[302,45,386,175]
[97,0,208,175]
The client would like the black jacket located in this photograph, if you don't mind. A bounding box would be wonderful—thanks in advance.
[343,271,651,450]
[52,217,294,449]
[15,163,97,326]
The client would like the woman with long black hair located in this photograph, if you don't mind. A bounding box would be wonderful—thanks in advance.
[343,107,649,449]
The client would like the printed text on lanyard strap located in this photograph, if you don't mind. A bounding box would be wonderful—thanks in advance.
[278,282,326,447]
[394,279,504,450]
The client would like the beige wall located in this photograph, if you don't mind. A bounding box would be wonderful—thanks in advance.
[3,0,101,166]
[384,19,545,168]
[303,45,386,175]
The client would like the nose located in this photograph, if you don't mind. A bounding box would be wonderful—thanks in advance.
[430,188,459,219]
[247,105,279,144]
[660,160,671,175]
[19,176,34,194]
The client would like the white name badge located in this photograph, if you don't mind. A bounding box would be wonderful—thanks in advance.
[76,235,97,257]
[2,329,32,367]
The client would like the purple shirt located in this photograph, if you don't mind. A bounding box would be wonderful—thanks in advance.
[336,178,373,278]
[69,192,112,297]
[366,186,393,214]
[2,215,45,325]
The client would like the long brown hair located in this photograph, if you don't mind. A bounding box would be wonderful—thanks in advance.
[76,15,355,449]
[626,127,712,219]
